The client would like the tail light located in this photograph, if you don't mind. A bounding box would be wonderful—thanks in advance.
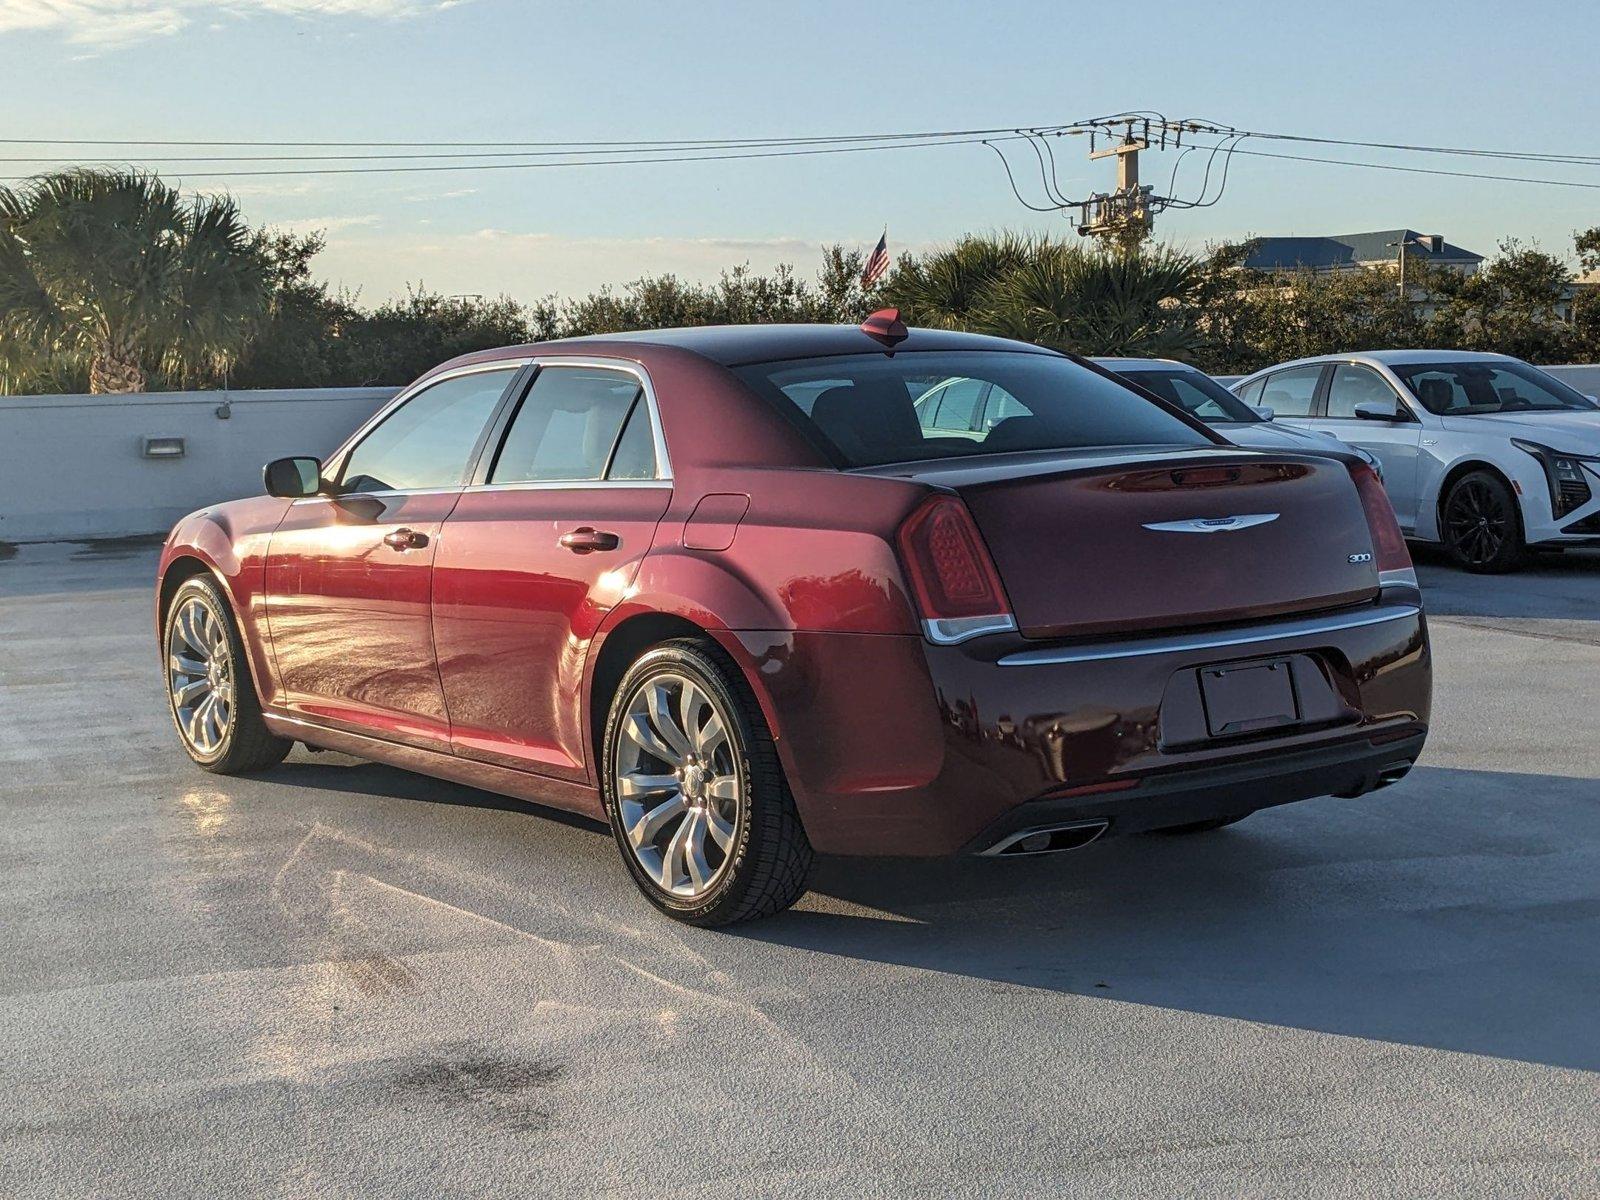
[1347,462,1415,587]
[896,494,1016,644]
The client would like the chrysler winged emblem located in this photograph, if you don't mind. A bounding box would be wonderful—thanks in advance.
[1141,513,1279,534]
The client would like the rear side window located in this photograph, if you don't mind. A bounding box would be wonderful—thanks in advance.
[489,366,648,483]
[340,368,516,493]
[1257,365,1322,417]
[731,351,1209,467]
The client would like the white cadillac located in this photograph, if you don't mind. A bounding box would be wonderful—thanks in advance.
[1231,351,1600,572]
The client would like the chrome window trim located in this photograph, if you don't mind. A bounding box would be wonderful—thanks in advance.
[479,355,674,486]
[466,479,673,494]
[997,603,1422,667]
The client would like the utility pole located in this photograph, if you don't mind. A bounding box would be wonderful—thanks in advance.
[1077,127,1152,249]
[1387,234,1444,303]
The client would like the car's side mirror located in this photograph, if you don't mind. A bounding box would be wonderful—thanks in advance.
[1251,405,1275,421]
[1353,398,1402,422]
[264,456,323,498]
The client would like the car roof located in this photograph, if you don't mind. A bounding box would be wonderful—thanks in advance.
[1092,357,1194,372]
[1237,349,1520,379]
[444,323,1055,370]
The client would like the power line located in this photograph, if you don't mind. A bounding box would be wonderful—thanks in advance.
[1202,140,1600,191]
[0,133,1045,182]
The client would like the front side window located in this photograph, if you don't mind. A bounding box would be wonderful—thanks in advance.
[1393,361,1599,415]
[1326,363,1404,419]
[340,368,516,493]
[732,351,1209,468]
[488,366,650,483]
[1118,368,1260,424]
[1257,365,1322,417]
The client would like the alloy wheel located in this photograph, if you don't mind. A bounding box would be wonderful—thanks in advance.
[167,596,234,756]
[613,671,743,898]
[1445,479,1510,567]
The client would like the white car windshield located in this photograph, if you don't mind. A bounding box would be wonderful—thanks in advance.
[1393,361,1599,416]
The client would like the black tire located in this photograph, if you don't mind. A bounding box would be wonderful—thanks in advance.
[601,639,813,927]
[1153,813,1250,835]
[163,575,291,775]
[1441,470,1526,574]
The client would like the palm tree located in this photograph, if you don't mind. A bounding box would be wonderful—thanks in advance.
[884,233,1204,359]
[883,232,1041,330]
[977,242,1204,358]
[0,170,272,393]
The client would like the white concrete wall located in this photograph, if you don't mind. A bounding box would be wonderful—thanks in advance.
[0,387,397,543]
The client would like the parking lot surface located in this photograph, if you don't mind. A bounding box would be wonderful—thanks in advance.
[2,540,1597,1198]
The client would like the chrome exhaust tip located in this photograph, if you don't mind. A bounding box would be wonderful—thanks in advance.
[981,818,1110,857]
[1374,762,1413,789]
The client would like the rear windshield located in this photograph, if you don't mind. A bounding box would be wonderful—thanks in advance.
[1392,360,1599,415]
[731,351,1212,467]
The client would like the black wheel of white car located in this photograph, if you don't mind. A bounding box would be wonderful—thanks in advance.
[164,575,291,774]
[601,640,813,927]
[1442,471,1526,574]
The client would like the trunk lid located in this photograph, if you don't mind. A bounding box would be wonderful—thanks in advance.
[870,447,1379,639]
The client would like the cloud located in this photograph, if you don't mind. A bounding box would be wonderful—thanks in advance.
[307,229,927,303]
[0,0,468,47]
[273,213,382,233]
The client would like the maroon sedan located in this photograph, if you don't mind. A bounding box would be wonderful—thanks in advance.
[157,316,1430,925]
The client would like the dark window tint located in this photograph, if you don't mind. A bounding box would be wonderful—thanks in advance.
[1117,368,1258,423]
[1392,360,1599,415]
[606,397,659,480]
[732,351,1208,467]
[1326,363,1400,419]
[1257,365,1322,417]
[489,367,643,483]
[340,368,515,493]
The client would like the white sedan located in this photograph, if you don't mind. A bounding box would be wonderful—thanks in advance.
[1231,350,1600,572]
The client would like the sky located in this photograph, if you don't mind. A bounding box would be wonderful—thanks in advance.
[2,0,1598,305]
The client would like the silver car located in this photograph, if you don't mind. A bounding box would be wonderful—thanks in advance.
[1231,351,1600,572]
[1094,357,1380,465]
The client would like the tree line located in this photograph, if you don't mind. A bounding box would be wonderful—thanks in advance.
[3,169,1598,394]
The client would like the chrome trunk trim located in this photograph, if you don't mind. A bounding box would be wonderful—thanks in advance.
[997,603,1422,667]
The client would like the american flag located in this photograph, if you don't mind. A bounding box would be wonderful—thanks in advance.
[860,230,890,289]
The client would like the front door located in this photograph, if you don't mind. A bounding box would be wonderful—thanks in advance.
[264,365,521,748]
[1316,362,1424,529]
[431,362,671,780]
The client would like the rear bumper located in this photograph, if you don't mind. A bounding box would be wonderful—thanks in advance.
[960,730,1426,854]
[717,594,1431,858]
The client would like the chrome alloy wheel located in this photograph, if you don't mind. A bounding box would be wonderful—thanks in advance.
[167,596,234,756]
[613,671,743,898]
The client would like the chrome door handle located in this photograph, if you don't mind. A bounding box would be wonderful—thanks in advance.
[558,527,619,554]
[383,528,429,550]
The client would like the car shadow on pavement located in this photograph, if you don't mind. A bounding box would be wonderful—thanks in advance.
[1414,544,1600,624]
[261,756,611,835]
[742,764,1600,1073]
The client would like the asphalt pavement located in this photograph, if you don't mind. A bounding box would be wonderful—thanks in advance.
[1,539,1596,1198]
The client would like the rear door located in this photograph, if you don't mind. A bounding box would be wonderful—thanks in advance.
[431,361,672,781]
[1316,362,1423,527]
[264,365,521,748]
